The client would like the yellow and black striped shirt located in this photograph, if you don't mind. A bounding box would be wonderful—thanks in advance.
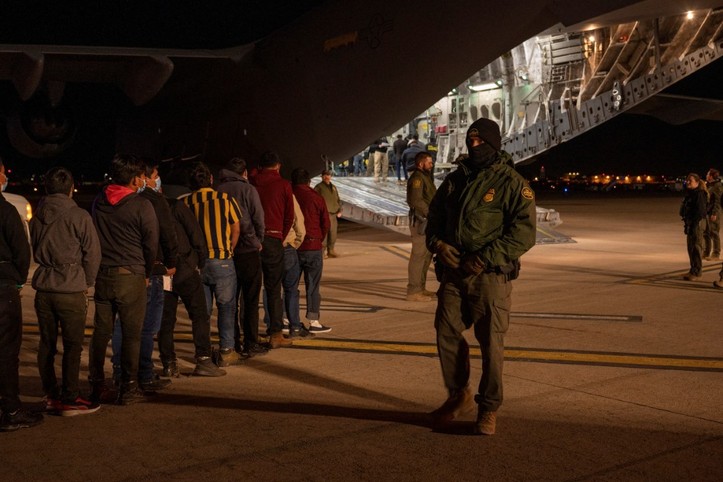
[183,188,242,259]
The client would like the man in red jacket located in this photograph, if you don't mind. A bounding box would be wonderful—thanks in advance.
[251,152,294,348]
[291,168,332,334]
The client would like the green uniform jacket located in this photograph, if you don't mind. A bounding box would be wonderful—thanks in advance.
[406,169,437,219]
[426,152,536,269]
[707,179,722,216]
[314,181,342,214]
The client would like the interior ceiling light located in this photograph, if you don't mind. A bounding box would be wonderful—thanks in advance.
[686,11,694,20]
[469,82,501,92]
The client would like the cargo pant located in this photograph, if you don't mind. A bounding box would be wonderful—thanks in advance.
[434,268,511,412]
[704,215,720,257]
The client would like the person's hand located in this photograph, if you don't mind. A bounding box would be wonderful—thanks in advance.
[711,215,718,222]
[461,253,485,276]
[166,267,177,276]
[336,211,342,218]
[435,241,461,269]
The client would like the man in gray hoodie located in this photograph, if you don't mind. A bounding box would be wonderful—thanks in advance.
[31,167,102,416]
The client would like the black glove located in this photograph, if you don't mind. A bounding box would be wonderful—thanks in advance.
[461,253,485,276]
[435,241,461,269]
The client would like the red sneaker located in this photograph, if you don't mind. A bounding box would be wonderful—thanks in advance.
[60,397,101,417]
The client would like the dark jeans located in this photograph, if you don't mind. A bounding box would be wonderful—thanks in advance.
[233,251,262,350]
[298,250,323,320]
[89,269,146,386]
[111,275,164,382]
[35,291,88,402]
[282,245,302,328]
[158,271,212,360]
[260,237,285,334]
[0,285,22,412]
[687,219,704,276]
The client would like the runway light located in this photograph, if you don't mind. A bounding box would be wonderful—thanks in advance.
[686,11,694,20]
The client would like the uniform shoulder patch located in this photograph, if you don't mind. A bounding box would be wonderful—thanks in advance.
[412,179,422,189]
[522,187,534,200]
[483,188,495,202]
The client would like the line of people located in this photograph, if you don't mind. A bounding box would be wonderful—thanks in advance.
[0,152,338,431]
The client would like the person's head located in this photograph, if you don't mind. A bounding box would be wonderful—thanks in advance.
[44,167,74,196]
[396,134,402,139]
[189,162,213,190]
[466,118,501,152]
[686,173,701,189]
[412,134,419,142]
[109,154,146,191]
[291,168,311,186]
[321,169,333,184]
[414,152,434,173]
[259,151,281,170]
[226,157,247,177]
[706,168,719,182]
[142,158,161,192]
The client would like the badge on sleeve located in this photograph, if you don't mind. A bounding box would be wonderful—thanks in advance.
[483,188,495,202]
[522,187,534,200]
[412,179,422,189]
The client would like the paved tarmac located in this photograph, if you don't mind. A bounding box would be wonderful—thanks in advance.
[1,193,722,481]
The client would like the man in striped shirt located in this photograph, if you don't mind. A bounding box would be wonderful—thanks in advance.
[184,162,244,366]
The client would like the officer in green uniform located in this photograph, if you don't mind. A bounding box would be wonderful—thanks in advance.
[406,151,437,301]
[426,118,536,435]
[314,170,342,258]
[704,168,722,261]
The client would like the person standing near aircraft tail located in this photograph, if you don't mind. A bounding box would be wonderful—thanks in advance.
[0,158,44,431]
[703,168,721,261]
[292,168,332,334]
[426,118,536,435]
[680,173,708,281]
[157,188,226,377]
[251,151,294,349]
[216,157,269,358]
[393,134,408,184]
[406,151,437,302]
[184,162,244,367]
[31,167,102,417]
[373,138,390,183]
[89,154,159,406]
[314,169,342,258]
[110,160,178,393]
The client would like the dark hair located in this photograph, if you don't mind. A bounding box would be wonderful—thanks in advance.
[226,157,247,175]
[141,157,159,178]
[412,134,419,141]
[708,168,720,180]
[291,168,310,186]
[321,169,333,176]
[414,151,432,165]
[44,167,74,195]
[189,162,213,190]
[259,151,281,168]
[109,154,144,186]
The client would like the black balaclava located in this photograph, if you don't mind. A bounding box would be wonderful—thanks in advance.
[465,118,501,169]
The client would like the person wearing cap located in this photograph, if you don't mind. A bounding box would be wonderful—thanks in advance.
[426,118,536,435]
[406,151,437,302]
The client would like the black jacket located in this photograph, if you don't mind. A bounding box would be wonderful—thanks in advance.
[92,185,159,277]
[166,197,207,283]
[0,193,30,286]
[140,189,179,272]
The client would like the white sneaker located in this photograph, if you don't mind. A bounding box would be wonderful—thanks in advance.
[308,320,332,333]
[282,318,290,334]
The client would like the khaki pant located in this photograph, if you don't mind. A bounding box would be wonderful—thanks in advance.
[373,151,389,181]
[407,226,432,295]
[324,214,338,255]
[434,269,511,412]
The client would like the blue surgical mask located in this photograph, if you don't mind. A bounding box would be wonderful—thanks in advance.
[152,176,162,193]
[137,178,146,193]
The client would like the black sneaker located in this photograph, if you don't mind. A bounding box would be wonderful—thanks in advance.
[289,325,314,338]
[192,357,227,377]
[89,380,118,404]
[243,342,269,358]
[139,375,172,392]
[60,396,101,417]
[116,382,147,406]
[0,409,44,431]
[308,320,332,334]
[161,360,180,378]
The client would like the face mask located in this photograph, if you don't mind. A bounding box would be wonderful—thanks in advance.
[137,178,146,193]
[1,180,7,192]
[466,141,498,168]
[152,176,162,193]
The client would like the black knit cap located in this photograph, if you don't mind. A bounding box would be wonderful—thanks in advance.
[466,118,501,151]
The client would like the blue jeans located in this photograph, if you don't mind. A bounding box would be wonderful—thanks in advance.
[111,275,163,382]
[298,250,323,320]
[396,158,408,181]
[202,258,237,350]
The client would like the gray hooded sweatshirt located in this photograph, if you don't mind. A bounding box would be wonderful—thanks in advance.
[30,193,101,293]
